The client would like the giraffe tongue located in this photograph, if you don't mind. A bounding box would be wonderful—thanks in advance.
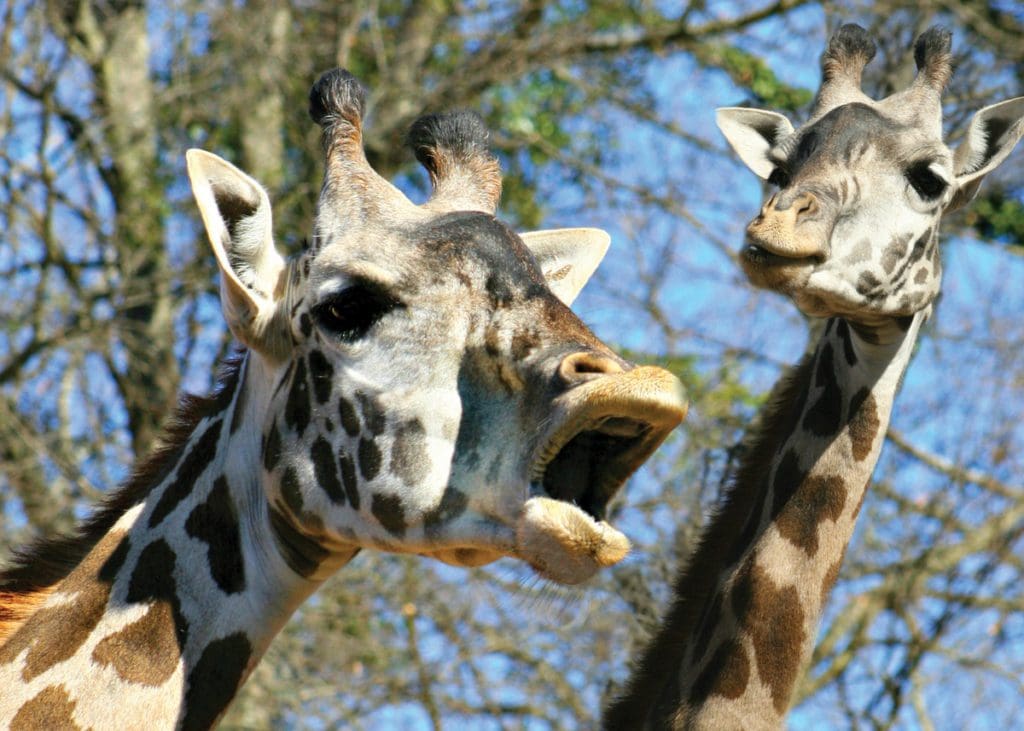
[515,496,631,585]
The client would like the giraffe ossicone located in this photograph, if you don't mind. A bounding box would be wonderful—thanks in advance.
[606,24,1024,729]
[0,68,686,727]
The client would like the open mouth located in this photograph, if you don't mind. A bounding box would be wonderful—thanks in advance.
[529,416,652,521]
[514,365,687,584]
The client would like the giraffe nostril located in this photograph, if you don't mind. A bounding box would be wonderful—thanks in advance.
[558,351,624,385]
[796,193,819,218]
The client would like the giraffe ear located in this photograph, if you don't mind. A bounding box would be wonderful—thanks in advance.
[519,228,610,306]
[716,107,795,179]
[186,149,290,358]
[947,97,1024,212]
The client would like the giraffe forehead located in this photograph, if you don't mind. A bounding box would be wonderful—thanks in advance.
[781,103,941,170]
[308,211,546,295]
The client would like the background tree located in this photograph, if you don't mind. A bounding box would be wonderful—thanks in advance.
[1,1,1021,728]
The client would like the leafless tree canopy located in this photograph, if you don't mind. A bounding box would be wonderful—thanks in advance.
[1,1,1021,728]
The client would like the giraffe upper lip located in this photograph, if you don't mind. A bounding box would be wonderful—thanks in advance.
[529,366,687,521]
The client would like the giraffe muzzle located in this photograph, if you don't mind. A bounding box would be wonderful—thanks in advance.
[516,365,687,584]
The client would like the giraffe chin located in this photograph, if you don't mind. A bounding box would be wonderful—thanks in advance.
[514,496,631,585]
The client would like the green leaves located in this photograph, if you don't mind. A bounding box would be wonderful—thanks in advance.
[965,190,1024,247]
[696,43,813,112]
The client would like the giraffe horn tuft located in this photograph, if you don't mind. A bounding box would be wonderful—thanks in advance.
[307,69,417,247]
[897,27,953,136]
[812,24,876,117]
[912,26,953,92]
[309,68,367,133]
[407,110,502,214]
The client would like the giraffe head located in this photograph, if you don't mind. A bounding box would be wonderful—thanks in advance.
[717,25,1024,325]
[185,70,686,586]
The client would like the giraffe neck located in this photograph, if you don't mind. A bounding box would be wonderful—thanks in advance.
[605,312,924,730]
[0,353,356,729]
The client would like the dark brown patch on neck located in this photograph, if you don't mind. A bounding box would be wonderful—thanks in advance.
[91,601,182,686]
[835,319,857,366]
[0,531,126,681]
[689,638,751,706]
[847,388,880,461]
[184,476,246,594]
[180,632,253,731]
[0,356,244,599]
[11,684,82,731]
[774,474,846,556]
[148,416,225,528]
[732,559,805,714]
[802,342,842,436]
[127,539,189,649]
[820,555,845,605]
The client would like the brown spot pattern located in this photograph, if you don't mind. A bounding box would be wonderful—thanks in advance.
[284,356,311,435]
[307,348,334,404]
[338,396,360,437]
[311,437,345,504]
[372,493,408,536]
[91,601,182,685]
[423,486,468,536]
[732,560,806,714]
[511,330,539,361]
[389,419,427,487]
[358,437,382,481]
[769,450,807,519]
[880,234,910,274]
[802,343,842,437]
[689,638,750,705]
[181,632,253,731]
[774,474,846,556]
[148,417,225,528]
[11,685,81,731]
[339,452,360,509]
[0,531,126,682]
[847,387,880,462]
[820,556,844,605]
[184,476,246,594]
[280,466,304,516]
[127,540,189,651]
[356,391,386,435]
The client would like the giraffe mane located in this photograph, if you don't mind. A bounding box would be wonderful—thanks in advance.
[0,353,245,639]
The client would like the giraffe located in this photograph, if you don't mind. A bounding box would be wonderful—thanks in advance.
[0,69,688,729]
[604,25,1024,730]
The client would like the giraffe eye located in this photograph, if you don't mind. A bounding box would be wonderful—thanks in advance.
[313,282,402,343]
[767,167,791,188]
[906,161,948,201]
